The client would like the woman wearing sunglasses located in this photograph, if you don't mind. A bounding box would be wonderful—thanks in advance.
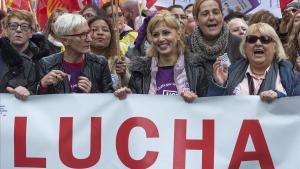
[208,23,300,102]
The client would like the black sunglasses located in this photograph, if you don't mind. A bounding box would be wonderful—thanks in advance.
[245,35,273,44]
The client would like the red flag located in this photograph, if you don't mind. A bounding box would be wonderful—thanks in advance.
[36,0,92,28]
[8,0,31,11]
[47,0,64,16]
[146,0,156,9]
[280,0,293,12]
[62,0,91,12]
[37,0,48,28]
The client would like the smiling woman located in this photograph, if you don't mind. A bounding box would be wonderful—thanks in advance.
[189,0,243,78]
[114,11,208,103]
[207,23,300,103]
[88,15,130,90]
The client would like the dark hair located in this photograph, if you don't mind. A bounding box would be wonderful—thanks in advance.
[0,10,6,20]
[184,4,193,12]
[0,9,6,30]
[167,4,184,11]
[248,10,279,31]
[80,4,105,16]
[102,2,114,12]
[224,12,248,22]
[88,15,117,58]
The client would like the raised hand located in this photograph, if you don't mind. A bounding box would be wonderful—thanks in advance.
[115,57,127,76]
[212,57,228,86]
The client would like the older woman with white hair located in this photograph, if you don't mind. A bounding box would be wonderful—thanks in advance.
[208,23,300,102]
[37,13,113,94]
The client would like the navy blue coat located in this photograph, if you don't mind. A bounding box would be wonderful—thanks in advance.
[207,60,300,97]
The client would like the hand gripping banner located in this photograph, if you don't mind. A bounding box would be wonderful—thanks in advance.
[0,94,300,168]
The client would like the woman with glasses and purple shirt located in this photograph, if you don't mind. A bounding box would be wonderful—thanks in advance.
[208,23,300,102]
[37,13,113,94]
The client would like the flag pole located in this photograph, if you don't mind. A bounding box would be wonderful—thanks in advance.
[28,0,39,31]
[111,0,121,59]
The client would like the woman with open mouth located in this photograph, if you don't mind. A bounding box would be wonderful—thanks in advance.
[114,11,208,103]
[207,23,300,102]
[189,0,243,78]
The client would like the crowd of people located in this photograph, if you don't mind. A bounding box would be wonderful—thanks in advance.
[1,0,300,103]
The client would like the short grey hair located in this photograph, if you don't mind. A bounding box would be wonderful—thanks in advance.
[240,23,287,61]
[53,13,87,37]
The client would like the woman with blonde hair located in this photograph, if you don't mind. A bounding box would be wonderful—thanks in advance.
[115,11,207,102]
[208,23,300,102]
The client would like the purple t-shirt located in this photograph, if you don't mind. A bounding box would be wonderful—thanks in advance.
[62,59,85,93]
[156,66,178,95]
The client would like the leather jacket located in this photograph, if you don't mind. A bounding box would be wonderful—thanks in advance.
[37,52,114,94]
[0,38,37,93]
[128,52,208,97]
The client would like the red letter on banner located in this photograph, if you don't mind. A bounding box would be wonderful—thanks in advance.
[173,120,214,169]
[14,117,46,168]
[116,117,159,168]
[229,120,274,169]
[59,117,101,168]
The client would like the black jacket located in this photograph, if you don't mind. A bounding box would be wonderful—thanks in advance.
[37,52,114,94]
[0,38,37,93]
[128,52,208,97]
[22,33,52,63]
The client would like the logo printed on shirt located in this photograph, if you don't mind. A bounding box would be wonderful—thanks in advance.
[162,90,178,95]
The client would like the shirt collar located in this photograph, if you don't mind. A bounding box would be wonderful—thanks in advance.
[246,65,271,80]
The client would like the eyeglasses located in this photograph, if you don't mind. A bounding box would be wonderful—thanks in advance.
[83,13,96,19]
[108,12,123,18]
[245,35,273,44]
[64,30,91,40]
[292,8,298,13]
[8,22,32,31]
[173,14,188,20]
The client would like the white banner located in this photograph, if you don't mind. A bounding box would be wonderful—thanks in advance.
[1,94,300,168]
